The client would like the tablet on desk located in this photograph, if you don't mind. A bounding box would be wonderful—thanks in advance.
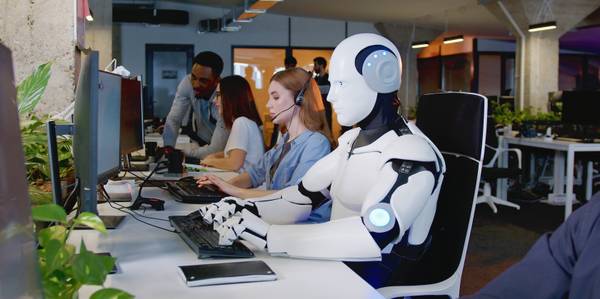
[178,260,277,287]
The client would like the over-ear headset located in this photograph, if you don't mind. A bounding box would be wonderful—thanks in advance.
[271,72,312,121]
[294,73,313,106]
[355,45,400,94]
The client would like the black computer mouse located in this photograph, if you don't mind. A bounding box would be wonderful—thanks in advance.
[179,176,197,183]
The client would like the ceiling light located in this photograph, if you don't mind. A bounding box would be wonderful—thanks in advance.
[411,41,429,49]
[528,21,557,32]
[443,35,464,44]
[234,18,253,23]
[221,24,242,32]
[244,8,266,14]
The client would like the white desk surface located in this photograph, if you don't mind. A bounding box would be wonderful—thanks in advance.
[502,136,600,152]
[73,184,384,299]
[499,136,600,219]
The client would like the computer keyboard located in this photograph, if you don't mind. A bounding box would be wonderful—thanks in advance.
[166,180,228,204]
[169,213,254,259]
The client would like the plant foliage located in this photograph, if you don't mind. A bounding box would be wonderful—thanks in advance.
[33,204,134,299]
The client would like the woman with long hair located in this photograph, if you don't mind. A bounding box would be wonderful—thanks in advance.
[199,75,264,172]
[197,68,332,202]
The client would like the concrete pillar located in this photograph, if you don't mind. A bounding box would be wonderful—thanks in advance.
[483,0,600,111]
[0,0,78,115]
[86,0,113,69]
[375,23,442,117]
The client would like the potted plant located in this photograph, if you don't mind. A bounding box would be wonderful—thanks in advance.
[32,204,133,299]
[17,63,75,205]
[491,102,522,136]
[20,63,133,298]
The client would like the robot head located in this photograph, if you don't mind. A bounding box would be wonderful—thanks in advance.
[327,33,402,126]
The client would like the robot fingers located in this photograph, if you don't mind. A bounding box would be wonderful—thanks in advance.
[215,209,270,248]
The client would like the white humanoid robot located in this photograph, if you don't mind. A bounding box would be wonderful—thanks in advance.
[199,33,445,283]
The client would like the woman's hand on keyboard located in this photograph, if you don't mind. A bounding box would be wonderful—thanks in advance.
[196,174,240,196]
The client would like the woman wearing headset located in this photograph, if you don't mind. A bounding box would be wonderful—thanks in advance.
[197,68,332,211]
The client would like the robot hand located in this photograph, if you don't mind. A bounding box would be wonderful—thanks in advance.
[197,196,257,225]
[215,209,270,249]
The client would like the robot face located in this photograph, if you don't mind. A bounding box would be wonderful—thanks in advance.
[327,34,402,127]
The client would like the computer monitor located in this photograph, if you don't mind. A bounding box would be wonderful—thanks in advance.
[72,51,122,214]
[97,70,122,182]
[120,77,144,155]
[0,44,43,298]
[561,91,600,125]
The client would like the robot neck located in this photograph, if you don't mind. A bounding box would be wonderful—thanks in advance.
[353,93,399,148]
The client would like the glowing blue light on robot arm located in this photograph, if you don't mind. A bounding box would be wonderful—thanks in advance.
[364,203,396,233]
[369,208,391,227]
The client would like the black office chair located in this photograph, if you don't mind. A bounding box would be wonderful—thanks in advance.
[377,92,487,299]
[476,117,522,213]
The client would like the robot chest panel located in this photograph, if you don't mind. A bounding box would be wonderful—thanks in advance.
[331,152,382,212]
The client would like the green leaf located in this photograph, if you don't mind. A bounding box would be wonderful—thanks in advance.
[42,239,71,276]
[38,225,67,248]
[73,212,107,234]
[72,241,112,285]
[91,288,134,299]
[32,204,67,224]
[17,62,52,115]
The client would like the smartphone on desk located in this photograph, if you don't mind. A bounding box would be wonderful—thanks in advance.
[178,260,277,287]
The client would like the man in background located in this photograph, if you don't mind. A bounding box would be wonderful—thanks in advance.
[313,56,332,129]
[162,51,229,159]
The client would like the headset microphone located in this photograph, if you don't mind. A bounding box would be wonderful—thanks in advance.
[270,104,295,121]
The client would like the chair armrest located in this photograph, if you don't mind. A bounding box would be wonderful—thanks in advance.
[483,144,499,168]
[497,148,522,169]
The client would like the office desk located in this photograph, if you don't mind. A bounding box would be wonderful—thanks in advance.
[72,188,384,299]
[499,136,600,220]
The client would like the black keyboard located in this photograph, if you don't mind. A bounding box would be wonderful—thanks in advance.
[166,180,228,204]
[169,213,254,259]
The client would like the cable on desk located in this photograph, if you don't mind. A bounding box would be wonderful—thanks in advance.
[121,170,170,190]
[99,185,176,233]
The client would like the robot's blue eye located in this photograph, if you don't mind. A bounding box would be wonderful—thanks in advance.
[373,54,378,58]
[382,52,387,56]
[367,62,372,67]
[369,208,391,227]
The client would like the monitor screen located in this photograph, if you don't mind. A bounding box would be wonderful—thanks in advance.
[0,44,43,298]
[120,78,144,155]
[97,71,122,182]
[561,91,600,125]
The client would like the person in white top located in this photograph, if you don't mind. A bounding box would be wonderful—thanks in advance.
[200,75,264,172]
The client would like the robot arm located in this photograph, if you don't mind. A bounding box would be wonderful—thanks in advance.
[264,136,443,260]
[213,134,443,261]
[265,159,437,260]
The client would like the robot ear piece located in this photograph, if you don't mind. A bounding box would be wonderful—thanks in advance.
[357,46,401,94]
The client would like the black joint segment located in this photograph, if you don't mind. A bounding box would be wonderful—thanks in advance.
[299,182,328,211]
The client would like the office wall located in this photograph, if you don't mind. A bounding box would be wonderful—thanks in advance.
[0,0,77,115]
[87,0,113,68]
[118,2,378,81]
